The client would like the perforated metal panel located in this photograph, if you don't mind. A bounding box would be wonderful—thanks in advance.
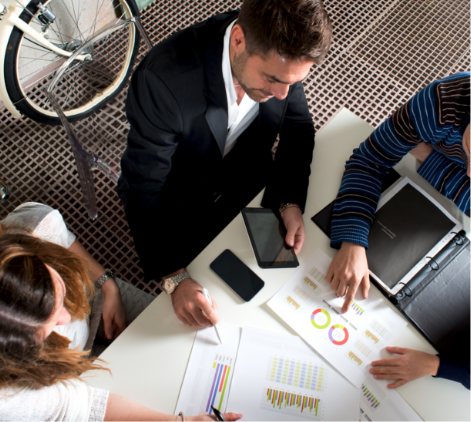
[0,0,469,296]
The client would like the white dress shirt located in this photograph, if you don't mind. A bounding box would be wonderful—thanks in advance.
[221,20,259,156]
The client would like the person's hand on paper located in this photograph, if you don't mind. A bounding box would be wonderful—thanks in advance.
[280,205,305,255]
[188,412,243,421]
[326,242,370,313]
[370,346,440,388]
[172,278,220,328]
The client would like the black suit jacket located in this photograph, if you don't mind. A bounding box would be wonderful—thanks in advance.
[118,11,315,280]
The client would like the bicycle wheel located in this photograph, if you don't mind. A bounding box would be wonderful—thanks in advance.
[4,0,141,125]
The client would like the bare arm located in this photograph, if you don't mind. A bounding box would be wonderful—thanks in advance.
[105,393,242,421]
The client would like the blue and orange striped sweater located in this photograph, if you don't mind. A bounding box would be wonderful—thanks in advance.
[331,72,470,250]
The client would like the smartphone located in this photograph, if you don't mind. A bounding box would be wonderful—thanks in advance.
[210,249,265,302]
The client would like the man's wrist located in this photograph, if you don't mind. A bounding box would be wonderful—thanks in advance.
[279,203,301,214]
[161,269,191,294]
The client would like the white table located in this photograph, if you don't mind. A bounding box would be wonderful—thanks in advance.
[86,109,470,421]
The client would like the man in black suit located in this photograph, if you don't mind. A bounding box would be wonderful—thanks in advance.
[118,0,332,328]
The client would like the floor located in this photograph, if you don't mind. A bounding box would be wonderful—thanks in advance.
[0,0,469,296]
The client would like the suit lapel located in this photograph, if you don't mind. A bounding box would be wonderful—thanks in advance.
[204,19,231,157]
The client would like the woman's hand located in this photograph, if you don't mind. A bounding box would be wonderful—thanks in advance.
[101,278,127,340]
[370,346,440,388]
[280,205,305,255]
[187,412,243,421]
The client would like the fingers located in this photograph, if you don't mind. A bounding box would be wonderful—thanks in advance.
[341,285,356,313]
[223,412,243,421]
[293,229,305,255]
[371,356,401,367]
[197,292,220,325]
[285,226,297,248]
[103,315,114,340]
[361,272,370,299]
[386,346,408,355]
[387,379,407,389]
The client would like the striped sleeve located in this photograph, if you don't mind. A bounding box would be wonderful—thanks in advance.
[331,73,470,249]
[331,99,422,249]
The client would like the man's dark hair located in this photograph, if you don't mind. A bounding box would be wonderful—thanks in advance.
[237,0,332,63]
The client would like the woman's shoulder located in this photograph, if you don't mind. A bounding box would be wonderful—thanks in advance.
[0,380,108,421]
[1,202,76,248]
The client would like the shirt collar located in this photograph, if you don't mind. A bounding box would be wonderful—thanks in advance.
[222,20,238,107]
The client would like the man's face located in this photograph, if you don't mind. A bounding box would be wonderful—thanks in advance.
[230,25,313,103]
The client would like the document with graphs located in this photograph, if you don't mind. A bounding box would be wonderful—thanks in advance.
[268,249,408,387]
[227,326,359,421]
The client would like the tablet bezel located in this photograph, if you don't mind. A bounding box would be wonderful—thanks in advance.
[241,207,299,269]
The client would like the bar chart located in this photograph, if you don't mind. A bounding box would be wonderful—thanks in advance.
[370,320,388,337]
[294,285,310,301]
[347,351,363,366]
[262,388,321,418]
[351,301,365,316]
[205,355,232,415]
[364,330,380,344]
[266,356,325,392]
[354,340,372,357]
[308,266,326,284]
[303,276,319,292]
[361,384,381,409]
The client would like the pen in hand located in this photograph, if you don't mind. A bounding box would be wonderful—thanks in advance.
[211,405,226,421]
[202,288,223,344]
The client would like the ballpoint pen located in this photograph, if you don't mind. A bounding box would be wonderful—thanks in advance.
[211,405,226,421]
[202,287,223,344]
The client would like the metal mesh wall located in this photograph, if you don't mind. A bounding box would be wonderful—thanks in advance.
[0,0,469,296]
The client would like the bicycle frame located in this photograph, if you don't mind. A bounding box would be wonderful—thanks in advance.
[0,1,89,118]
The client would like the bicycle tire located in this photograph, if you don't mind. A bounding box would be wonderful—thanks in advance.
[4,0,141,125]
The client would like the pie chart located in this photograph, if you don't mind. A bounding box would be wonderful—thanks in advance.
[311,308,331,329]
[328,324,349,345]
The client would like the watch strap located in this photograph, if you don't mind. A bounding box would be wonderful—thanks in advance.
[95,268,114,289]
[162,271,191,294]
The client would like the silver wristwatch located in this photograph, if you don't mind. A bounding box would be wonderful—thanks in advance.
[162,271,191,294]
[95,268,114,289]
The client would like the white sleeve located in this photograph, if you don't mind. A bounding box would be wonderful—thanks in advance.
[2,202,76,248]
[32,208,77,249]
[0,381,109,422]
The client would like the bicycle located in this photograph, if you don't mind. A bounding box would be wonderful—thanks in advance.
[0,0,142,125]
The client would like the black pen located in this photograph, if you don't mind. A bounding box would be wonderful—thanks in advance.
[211,405,225,421]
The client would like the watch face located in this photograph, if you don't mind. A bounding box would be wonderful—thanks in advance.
[163,279,176,294]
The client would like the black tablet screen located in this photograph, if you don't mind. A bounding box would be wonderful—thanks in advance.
[241,208,299,268]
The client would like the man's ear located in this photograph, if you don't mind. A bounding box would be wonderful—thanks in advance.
[230,24,246,54]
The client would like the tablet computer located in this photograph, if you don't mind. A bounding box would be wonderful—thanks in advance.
[241,208,299,269]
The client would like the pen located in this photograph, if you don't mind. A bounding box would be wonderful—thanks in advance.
[211,405,225,421]
[202,288,223,344]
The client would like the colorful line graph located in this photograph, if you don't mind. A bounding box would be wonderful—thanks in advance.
[365,330,379,344]
[361,384,380,409]
[293,286,310,301]
[370,320,388,337]
[308,266,326,284]
[311,308,331,329]
[303,276,319,291]
[354,340,371,357]
[264,388,320,415]
[348,351,363,366]
[266,357,324,392]
[328,324,349,345]
[351,301,364,316]
[205,359,231,414]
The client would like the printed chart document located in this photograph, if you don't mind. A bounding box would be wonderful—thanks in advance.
[268,249,408,387]
[227,326,359,421]
[175,323,241,416]
[359,375,422,421]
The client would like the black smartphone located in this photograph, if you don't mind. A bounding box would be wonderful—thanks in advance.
[210,249,265,302]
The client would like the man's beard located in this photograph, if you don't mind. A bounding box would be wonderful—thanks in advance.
[232,51,271,103]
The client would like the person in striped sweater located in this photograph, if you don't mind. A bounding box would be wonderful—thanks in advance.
[326,72,470,389]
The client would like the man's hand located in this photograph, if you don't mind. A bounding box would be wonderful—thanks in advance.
[370,346,440,389]
[280,206,305,255]
[326,242,370,313]
[101,278,127,340]
[171,278,219,328]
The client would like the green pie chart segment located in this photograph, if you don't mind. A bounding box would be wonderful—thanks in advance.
[311,308,331,329]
